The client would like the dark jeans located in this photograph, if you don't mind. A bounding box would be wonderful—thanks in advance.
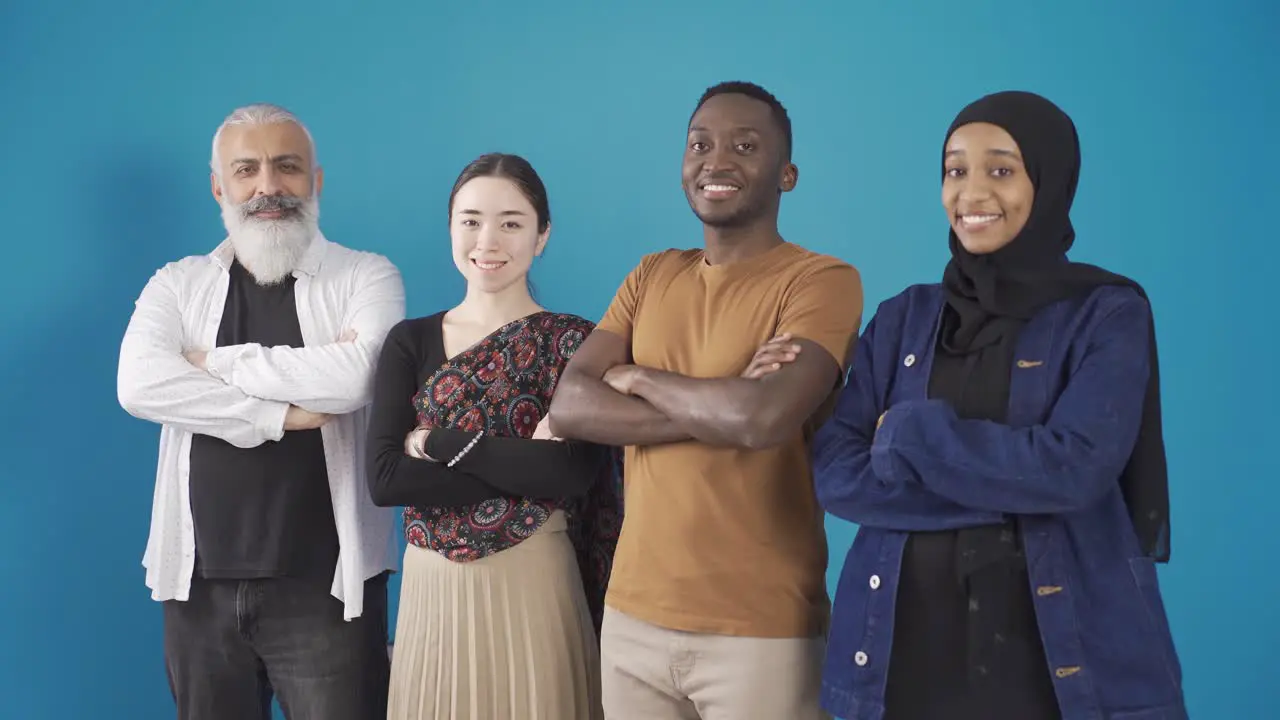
[163,572,390,720]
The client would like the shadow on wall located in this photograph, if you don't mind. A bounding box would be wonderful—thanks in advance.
[0,149,214,718]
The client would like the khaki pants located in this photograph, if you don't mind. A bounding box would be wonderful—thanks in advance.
[600,606,831,720]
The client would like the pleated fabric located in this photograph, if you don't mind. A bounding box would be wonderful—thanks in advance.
[388,511,603,720]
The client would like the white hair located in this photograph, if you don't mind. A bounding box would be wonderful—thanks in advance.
[210,103,318,176]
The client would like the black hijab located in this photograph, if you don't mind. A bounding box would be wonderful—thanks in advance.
[935,90,1170,563]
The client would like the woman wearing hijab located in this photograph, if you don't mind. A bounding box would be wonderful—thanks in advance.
[805,91,1186,719]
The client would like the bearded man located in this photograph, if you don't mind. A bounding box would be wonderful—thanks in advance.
[117,103,405,720]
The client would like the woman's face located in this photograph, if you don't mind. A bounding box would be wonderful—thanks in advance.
[449,176,548,294]
[942,122,1035,255]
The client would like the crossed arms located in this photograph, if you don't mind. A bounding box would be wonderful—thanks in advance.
[812,292,1154,531]
[117,255,406,448]
[548,330,844,449]
[548,261,864,450]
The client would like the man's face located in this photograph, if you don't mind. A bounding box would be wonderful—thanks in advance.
[213,121,319,207]
[682,93,796,229]
[211,121,323,285]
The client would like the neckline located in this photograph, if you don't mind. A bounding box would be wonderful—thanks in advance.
[696,241,795,277]
[435,310,550,363]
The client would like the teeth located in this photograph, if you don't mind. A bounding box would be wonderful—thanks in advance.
[703,184,739,192]
[961,214,1000,225]
[473,260,506,270]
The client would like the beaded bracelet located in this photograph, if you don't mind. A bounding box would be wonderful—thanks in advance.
[445,431,484,468]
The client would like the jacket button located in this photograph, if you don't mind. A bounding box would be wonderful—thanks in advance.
[903,353,916,367]
[869,574,881,589]
[854,651,868,666]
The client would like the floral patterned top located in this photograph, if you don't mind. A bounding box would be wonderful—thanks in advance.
[370,310,623,630]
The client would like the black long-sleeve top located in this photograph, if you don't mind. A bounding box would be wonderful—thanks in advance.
[365,314,609,509]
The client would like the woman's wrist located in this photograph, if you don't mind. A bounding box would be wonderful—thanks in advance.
[409,426,436,461]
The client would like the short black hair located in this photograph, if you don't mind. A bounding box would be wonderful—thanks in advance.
[690,81,793,159]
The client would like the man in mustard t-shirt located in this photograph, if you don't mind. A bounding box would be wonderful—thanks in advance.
[549,81,864,720]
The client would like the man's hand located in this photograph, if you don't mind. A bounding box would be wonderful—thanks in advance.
[532,415,562,442]
[740,333,803,379]
[602,365,643,396]
[338,329,358,343]
[284,405,332,431]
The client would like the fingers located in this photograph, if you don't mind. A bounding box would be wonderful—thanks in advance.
[740,336,805,379]
[338,329,358,343]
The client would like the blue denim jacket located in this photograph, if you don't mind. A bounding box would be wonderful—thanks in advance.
[813,283,1186,720]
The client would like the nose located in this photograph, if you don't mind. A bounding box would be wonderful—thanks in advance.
[255,166,285,197]
[702,143,736,173]
[475,224,502,250]
[957,173,994,202]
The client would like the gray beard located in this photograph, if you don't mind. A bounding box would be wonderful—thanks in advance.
[221,196,321,285]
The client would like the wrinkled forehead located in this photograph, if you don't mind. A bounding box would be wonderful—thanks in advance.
[217,122,314,168]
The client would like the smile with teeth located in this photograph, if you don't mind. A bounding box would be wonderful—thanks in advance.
[472,259,507,271]
[959,213,1002,228]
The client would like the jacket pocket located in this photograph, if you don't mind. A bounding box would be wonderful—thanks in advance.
[1128,557,1184,690]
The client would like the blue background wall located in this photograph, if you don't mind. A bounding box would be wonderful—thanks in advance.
[2,1,1276,717]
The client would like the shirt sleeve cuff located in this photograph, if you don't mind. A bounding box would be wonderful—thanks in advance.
[425,428,474,464]
[205,346,241,383]
[869,400,940,481]
[258,400,290,442]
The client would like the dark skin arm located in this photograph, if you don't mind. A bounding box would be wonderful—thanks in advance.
[604,334,840,450]
[547,328,693,447]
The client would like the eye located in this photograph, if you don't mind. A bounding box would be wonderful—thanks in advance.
[459,218,479,228]
[279,162,301,173]
[944,167,965,178]
[501,221,523,230]
[235,166,253,177]
[735,142,755,152]
[689,141,709,153]
[991,167,1014,178]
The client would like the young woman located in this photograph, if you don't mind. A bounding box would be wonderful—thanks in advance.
[366,153,623,720]
[806,91,1186,719]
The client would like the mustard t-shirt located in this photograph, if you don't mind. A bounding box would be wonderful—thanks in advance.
[598,242,864,638]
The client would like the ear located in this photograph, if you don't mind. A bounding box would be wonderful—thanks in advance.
[534,223,551,257]
[780,162,799,193]
[210,172,223,204]
[313,166,325,197]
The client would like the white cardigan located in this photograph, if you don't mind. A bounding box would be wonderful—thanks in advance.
[117,234,406,620]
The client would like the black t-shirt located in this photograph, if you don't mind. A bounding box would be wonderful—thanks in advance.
[188,260,340,581]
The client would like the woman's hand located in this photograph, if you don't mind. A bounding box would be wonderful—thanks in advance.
[404,425,436,460]
[740,333,803,379]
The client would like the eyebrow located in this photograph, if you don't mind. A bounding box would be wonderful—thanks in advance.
[230,154,307,166]
[456,209,528,216]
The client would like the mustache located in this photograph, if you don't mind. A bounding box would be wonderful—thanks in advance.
[236,194,306,218]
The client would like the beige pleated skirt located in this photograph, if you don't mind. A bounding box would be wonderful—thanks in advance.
[388,510,604,720]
